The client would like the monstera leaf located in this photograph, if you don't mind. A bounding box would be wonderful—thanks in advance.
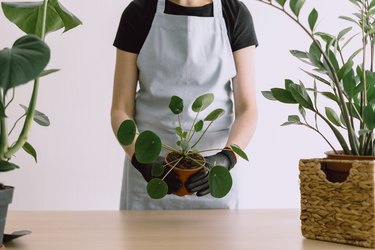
[0,35,50,91]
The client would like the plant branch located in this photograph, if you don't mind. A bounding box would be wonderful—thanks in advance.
[4,88,15,109]
[190,121,214,149]
[304,123,337,153]
[187,108,201,142]
[8,114,26,136]
[0,90,9,160]
[162,156,183,181]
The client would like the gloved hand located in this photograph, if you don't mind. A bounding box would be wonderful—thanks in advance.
[131,155,182,194]
[185,148,237,196]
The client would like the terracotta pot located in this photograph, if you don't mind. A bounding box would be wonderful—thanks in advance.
[0,244,4,249]
[324,151,375,183]
[165,153,205,196]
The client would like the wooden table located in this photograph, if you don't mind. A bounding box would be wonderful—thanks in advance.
[3,210,365,250]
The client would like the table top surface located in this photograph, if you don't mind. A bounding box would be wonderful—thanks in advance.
[3,209,365,250]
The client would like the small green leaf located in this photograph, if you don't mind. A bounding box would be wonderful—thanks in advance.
[343,69,357,98]
[39,68,60,78]
[325,107,341,126]
[151,162,164,177]
[289,83,314,110]
[22,141,37,163]
[135,131,161,164]
[116,120,136,146]
[182,131,188,140]
[209,166,233,198]
[194,120,204,132]
[270,88,298,104]
[320,92,339,103]
[308,8,318,31]
[192,93,214,112]
[169,96,184,114]
[337,27,352,41]
[338,60,354,80]
[175,127,183,136]
[261,91,276,101]
[298,105,306,119]
[0,161,19,172]
[288,115,301,123]
[230,144,248,161]
[275,0,287,7]
[19,104,50,126]
[358,129,371,136]
[147,178,168,199]
[290,50,308,59]
[204,108,225,121]
[180,140,190,152]
[0,35,50,91]
[289,0,305,17]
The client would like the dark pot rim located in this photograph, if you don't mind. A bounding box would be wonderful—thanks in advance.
[325,150,375,160]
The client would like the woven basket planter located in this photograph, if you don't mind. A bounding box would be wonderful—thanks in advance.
[299,158,375,248]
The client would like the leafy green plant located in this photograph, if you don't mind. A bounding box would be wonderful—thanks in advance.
[0,0,81,176]
[117,93,249,199]
[258,0,375,156]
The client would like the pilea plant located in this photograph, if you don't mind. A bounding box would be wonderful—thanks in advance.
[117,93,248,199]
[259,0,375,156]
[0,0,81,176]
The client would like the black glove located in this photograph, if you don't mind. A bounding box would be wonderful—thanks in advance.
[131,155,182,194]
[185,148,237,196]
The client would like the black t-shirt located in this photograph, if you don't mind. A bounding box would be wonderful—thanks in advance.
[114,0,258,53]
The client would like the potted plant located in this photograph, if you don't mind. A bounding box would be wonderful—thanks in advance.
[117,93,248,199]
[256,0,375,247]
[0,0,81,246]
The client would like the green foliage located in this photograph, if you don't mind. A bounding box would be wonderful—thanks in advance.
[118,93,249,199]
[0,0,81,172]
[0,35,50,92]
[259,0,375,156]
[147,179,168,199]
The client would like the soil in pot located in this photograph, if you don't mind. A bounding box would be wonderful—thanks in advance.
[166,152,205,196]
[323,151,375,183]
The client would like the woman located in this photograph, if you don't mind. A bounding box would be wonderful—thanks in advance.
[111,0,258,210]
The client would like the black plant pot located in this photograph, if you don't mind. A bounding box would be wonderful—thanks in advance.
[0,187,13,245]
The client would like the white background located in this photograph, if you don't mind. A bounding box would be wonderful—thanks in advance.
[0,0,359,210]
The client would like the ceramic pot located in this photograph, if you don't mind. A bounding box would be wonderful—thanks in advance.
[0,187,14,245]
[324,151,375,182]
[165,153,205,196]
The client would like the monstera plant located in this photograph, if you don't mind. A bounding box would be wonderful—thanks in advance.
[0,0,81,245]
[117,93,248,199]
[259,0,375,156]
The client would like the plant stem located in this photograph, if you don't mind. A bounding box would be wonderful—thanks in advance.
[359,1,368,155]
[5,88,15,109]
[187,148,223,155]
[162,156,183,181]
[190,121,214,149]
[187,108,201,142]
[4,0,49,159]
[8,114,26,136]
[0,90,9,160]
[185,155,205,166]
[161,143,179,153]
[305,123,337,153]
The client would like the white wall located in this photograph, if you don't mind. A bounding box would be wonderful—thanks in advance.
[0,0,358,210]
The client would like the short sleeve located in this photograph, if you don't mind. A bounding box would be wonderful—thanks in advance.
[113,2,143,53]
[231,2,258,51]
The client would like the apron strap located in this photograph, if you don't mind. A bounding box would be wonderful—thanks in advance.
[213,0,223,18]
[156,0,165,14]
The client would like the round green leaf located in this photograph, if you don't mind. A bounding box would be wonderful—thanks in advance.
[230,144,248,161]
[135,131,162,164]
[0,161,19,172]
[151,162,164,177]
[147,178,168,199]
[180,140,190,152]
[169,96,183,114]
[209,166,233,198]
[194,120,204,132]
[192,93,214,112]
[204,108,225,121]
[117,120,136,146]
[0,35,50,91]
[22,141,37,163]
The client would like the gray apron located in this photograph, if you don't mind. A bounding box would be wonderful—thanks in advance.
[120,0,238,210]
